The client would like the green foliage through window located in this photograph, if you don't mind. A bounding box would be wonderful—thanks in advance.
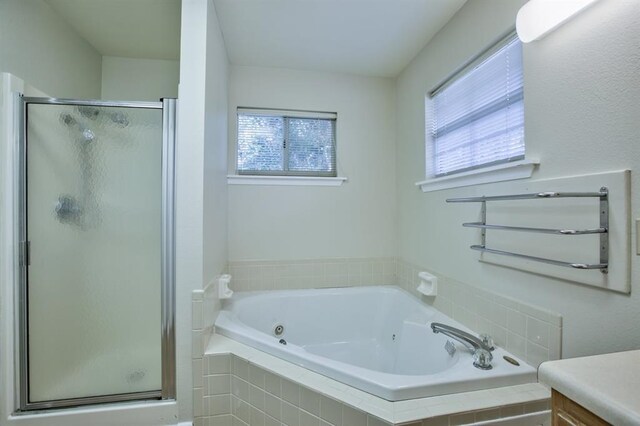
[237,109,337,176]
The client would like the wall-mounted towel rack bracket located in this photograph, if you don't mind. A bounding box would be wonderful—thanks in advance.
[599,186,609,271]
[480,200,486,248]
[447,187,609,274]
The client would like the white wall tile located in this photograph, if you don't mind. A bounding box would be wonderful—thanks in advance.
[343,405,367,426]
[193,300,204,329]
[193,359,203,388]
[506,309,527,336]
[282,379,301,406]
[526,317,550,349]
[264,392,282,419]
[506,331,527,359]
[421,416,448,426]
[499,404,524,417]
[209,354,231,374]
[490,324,508,348]
[549,326,562,360]
[265,414,279,426]
[397,259,562,366]
[232,414,249,426]
[300,387,321,417]
[250,384,266,411]
[208,374,231,396]
[197,349,550,426]
[449,411,475,425]
[232,395,251,424]
[319,395,343,426]
[282,401,301,426]
[209,394,231,416]
[194,387,203,417]
[300,410,320,426]
[264,370,282,397]
[367,415,392,426]
[250,406,266,426]
[232,376,250,401]
[233,356,250,381]
[227,258,397,293]
[474,408,500,422]
[249,364,266,389]
[193,329,203,359]
[526,341,550,368]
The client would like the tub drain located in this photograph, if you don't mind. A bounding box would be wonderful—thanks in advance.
[503,355,520,366]
[274,324,284,336]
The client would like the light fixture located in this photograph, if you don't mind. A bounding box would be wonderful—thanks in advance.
[516,0,600,43]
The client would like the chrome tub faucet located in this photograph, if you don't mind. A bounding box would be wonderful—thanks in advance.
[431,322,493,370]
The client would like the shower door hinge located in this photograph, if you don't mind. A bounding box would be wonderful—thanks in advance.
[19,241,30,267]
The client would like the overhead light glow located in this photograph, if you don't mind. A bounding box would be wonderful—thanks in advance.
[516,0,599,43]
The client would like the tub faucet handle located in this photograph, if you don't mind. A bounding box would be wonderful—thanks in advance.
[473,348,493,370]
[479,334,495,351]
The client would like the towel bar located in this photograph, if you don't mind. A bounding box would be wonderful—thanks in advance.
[448,187,609,273]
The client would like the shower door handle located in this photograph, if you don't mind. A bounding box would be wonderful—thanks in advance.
[20,241,30,267]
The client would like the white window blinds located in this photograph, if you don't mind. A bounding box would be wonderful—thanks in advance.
[237,108,337,176]
[430,33,524,177]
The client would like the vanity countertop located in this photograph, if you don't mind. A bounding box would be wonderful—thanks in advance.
[538,350,640,426]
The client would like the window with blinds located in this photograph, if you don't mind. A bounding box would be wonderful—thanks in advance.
[429,32,524,177]
[236,108,337,177]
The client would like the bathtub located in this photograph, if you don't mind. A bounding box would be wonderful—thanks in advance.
[214,286,537,401]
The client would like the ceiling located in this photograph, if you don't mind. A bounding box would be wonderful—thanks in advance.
[213,0,466,77]
[45,0,181,60]
[44,0,466,76]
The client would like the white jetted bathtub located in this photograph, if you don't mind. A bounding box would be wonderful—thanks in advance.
[215,286,537,401]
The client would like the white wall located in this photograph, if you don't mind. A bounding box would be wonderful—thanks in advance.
[101,56,179,101]
[227,66,397,261]
[0,0,102,99]
[396,0,640,358]
[203,7,229,287]
[176,0,228,421]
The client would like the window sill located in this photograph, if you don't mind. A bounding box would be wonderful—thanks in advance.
[227,175,348,186]
[415,160,539,193]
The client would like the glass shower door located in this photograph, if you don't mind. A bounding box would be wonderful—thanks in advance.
[21,99,173,408]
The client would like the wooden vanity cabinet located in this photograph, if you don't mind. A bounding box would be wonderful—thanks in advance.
[552,390,611,426]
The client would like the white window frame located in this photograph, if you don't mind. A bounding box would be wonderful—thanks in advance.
[417,31,537,193]
[235,107,338,178]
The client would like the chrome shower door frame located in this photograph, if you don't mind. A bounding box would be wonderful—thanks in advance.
[16,96,177,411]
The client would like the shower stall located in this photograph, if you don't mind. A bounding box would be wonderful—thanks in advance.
[15,96,176,410]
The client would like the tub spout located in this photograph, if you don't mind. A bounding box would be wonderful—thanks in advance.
[431,322,493,370]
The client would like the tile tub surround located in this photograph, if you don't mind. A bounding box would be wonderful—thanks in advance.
[227,258,398,291]
[395,259,563,368]
[192,262,561,423]
[215,286,538,401]
[224,257,563,367]
[193,278,233,426]
[193,277,221,360]
[195,334,551,426]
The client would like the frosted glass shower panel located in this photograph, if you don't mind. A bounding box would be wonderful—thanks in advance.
[26,103,163,402]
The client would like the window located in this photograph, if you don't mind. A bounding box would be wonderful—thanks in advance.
[428,32,524,177]
[236,108,337,177]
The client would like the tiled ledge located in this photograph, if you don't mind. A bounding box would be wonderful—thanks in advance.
[204,334,550,425]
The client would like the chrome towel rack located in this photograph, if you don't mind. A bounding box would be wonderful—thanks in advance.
[446,187,609,273]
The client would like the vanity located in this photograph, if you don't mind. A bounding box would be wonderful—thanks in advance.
[539,350,640,425]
